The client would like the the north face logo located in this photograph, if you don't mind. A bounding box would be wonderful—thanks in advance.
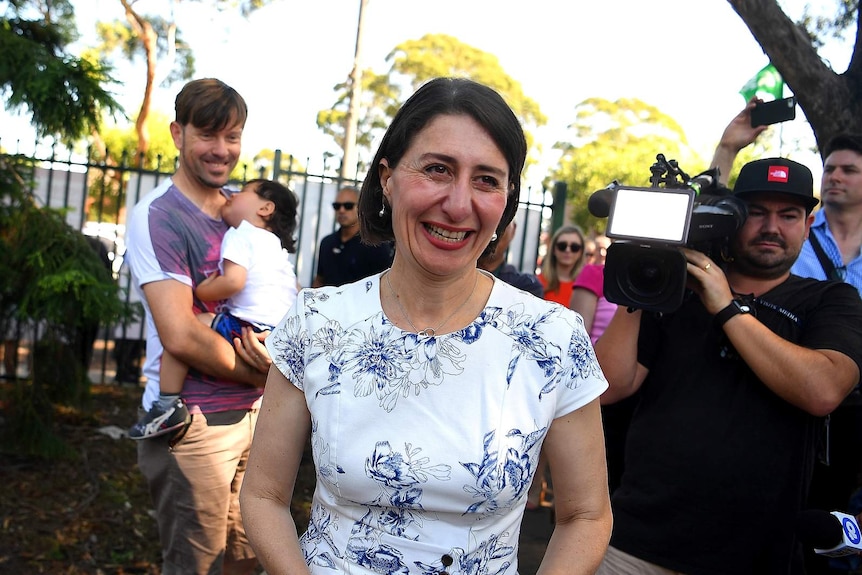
[767,166,789,183]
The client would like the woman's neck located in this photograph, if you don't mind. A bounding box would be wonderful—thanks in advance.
[557,265,576,282]
[382,264,491,335]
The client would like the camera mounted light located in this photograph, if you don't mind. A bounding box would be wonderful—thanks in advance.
[606,186,696,246]
[589,155,746,313]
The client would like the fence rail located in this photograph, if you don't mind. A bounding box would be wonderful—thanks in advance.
[1,146,557,386]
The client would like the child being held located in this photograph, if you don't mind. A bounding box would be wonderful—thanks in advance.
[129,179,300,440]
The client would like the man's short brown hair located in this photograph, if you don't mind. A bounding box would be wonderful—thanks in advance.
[174,78,247,131]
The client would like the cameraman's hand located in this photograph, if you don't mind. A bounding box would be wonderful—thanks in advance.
[682,248,734,315]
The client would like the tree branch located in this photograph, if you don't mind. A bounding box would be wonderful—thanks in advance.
[727,0,862,152]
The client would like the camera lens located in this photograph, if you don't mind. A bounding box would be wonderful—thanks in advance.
[626,256,669,297]
[604,243,688,313]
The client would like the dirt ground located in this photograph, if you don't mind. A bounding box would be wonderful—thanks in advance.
[0,383,314,574]
[0,383,551,574]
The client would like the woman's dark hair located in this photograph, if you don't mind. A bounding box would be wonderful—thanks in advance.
[246,179,299,253]
[358,77,527,258]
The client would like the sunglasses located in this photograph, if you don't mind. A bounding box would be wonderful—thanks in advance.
[332,202,356,211]
[555,241,583,253]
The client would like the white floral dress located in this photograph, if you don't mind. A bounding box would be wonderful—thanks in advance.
[265,271,607,575]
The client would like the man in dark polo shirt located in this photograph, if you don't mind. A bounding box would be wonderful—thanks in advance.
[312,186,393,287]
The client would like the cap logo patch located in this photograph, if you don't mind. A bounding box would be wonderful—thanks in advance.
[767,166,789,183]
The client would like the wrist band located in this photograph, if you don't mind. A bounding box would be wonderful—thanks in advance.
[714,299,752,328]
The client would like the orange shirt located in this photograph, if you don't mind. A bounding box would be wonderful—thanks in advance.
[538,275,575,307]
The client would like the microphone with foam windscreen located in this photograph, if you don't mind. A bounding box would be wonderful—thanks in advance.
[588,184,617,219]
[797,509,862,557]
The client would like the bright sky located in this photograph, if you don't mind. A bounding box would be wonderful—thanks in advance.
[2,0,844,186]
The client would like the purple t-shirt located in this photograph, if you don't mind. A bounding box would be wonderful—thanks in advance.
[125,178,263,413]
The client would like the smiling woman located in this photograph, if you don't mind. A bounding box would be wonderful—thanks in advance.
[240,78,612,575]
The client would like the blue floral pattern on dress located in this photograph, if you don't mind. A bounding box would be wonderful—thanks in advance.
[266,274,608,574]
[313,419,344,490]
[301,504,343,570]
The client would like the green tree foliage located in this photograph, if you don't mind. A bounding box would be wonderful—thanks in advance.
[797,0,857,48]
[92,0,274,161]
[0,155,130,456]
[98,110,179,169]
[727,0,862,154]
[317,33,547,169]
[0,0,122,141]
[317,72,401,167]
[90,16,195,88]
[550,97,703,232]
[0,1,132,456]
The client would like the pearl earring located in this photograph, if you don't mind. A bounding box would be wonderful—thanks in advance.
[378,201,386,217]
[490,233,498,242]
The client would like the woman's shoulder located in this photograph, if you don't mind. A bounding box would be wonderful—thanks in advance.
[574,264,604,290]
[295,275,383,321]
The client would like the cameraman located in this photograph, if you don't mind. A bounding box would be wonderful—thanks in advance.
[713,104,862,574]
[594,158,862,574]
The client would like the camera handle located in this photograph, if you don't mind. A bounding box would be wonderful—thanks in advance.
[649,153,692,189]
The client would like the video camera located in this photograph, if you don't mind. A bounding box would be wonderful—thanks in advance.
[589,154,748,313]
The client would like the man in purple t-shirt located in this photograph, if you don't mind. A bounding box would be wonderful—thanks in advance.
[125,78,269,575]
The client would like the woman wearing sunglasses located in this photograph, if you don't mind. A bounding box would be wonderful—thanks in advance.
[527,223,589,511]
[538,224,588,307]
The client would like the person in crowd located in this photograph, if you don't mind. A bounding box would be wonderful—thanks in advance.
[125,78,271,574]
[583,237,597,266]
[128,178,300,440]
[526,223,589,509]
[477,220,544,298]
[709,97,769,186]
[240,77,612,575]
[798,134,862,574]
[570,262,614,346]
[312,185,394,287]
[792,134,862,287]
[538,224,587,306]
[570,258,638,496]
[594,156,862,574]
[712,103,862,574]
[588,234,610,266]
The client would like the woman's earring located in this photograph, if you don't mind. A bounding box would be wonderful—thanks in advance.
[378,200,386,218]
[490,233,498,242]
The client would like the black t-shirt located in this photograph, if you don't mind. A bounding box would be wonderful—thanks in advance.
[316,230,394,287]
[612,275,862,575]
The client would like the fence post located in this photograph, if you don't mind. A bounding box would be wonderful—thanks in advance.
[272,149,283,180]
[551,181,567,232]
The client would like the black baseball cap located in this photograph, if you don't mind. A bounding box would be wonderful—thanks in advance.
[733,158,819,212]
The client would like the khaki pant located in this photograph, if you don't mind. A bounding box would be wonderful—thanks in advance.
[137,409,259,575]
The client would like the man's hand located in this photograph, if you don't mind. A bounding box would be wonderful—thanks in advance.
[719,98,768,152]
[682,248,734,315]
[710,98,769,184]
[234,326,271,380]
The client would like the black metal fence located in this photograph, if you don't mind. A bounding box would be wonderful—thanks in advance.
[1,145,557,385]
